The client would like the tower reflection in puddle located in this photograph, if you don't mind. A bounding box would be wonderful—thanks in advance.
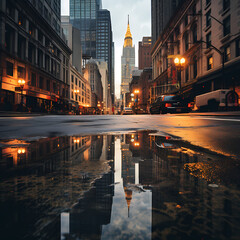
[0,131,240,240]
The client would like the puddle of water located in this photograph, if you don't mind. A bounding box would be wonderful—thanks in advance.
[0,131,240,240]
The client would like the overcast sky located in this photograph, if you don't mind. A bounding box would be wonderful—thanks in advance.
[61,0,151,98]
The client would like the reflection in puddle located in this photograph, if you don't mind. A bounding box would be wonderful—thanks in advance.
[0,132,240,240]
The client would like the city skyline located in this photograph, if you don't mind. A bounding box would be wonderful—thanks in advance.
[61,0,151,98]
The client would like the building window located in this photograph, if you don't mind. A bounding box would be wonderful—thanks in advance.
[206,10,211,27]
[236,40,240,57]
[39,76,44,89]
[17,66,25,78]
[206,32,211,48]
[184,15,188,26]
[192,4,196,16]
[192,25,198,43]
[193,56,198,78]
[223,0,230,11]
[6,61,13,76]
[47,80,50,91]
[185,67,189,82]
[71,75,74,83]
[31,73,36,86]
[184,33,189,51]
[207,56,213,70]
[224,45,231,62]
[223,16,230,36]
[175,26,180,38]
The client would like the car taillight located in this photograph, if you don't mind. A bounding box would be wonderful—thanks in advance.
[165,103,172,107]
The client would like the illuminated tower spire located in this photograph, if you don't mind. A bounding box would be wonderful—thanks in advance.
[124,187,133,218]
[124,15,133,47]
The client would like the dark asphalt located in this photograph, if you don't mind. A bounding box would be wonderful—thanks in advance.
[0,113,240,159]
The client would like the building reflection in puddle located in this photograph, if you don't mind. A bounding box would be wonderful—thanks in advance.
[0,131,240,240]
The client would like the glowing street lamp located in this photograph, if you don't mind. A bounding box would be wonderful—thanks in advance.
[133,89,140,110]
[18,79,25,110]
[174,57,186,92]
[74,89,80,94]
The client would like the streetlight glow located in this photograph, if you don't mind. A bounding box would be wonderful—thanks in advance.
[18,80,25,85]
[180,58,186,64]
[174,57,180,65]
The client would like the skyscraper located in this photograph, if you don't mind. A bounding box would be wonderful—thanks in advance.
[151,0,184,44]
[96,9,114,103]
[70,0,102,59]
[121,16,135,107]
[69,0,115,105]
[138,37,152,70]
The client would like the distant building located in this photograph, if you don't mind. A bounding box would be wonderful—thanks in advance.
[96,60,113,114]
[0,0,71,112]
[69,0,102,59]
[84,59,103,110]
[139,37,152,70]
[61,16,82,72]
[121,16,135,108]
[96,10,114,104]
[70,66,91,113]
[61,16,91,112]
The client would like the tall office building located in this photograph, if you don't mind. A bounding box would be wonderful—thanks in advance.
[151,0,184,44]
[0,0,71,112]
[121,16,135,107]
[96,9,114,103]
[70,0,102,59]
[70,0,115,105]
[138,37,152,70]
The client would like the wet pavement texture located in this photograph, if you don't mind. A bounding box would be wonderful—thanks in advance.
[0,131,240,240]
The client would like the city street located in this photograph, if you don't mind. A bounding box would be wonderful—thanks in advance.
[0,112,240,158]
[0,114,240,240]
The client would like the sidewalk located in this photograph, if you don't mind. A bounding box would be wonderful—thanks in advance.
[186,111,240,117]
[0,111,45,117]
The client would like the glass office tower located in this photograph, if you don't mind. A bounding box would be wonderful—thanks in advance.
[70,0,102,58]
[96,10,114,101]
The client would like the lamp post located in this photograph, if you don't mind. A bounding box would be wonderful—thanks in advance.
[74,89,80,114]
[134,89,140,110]
[174,57,185,94]
[18,79,25,110]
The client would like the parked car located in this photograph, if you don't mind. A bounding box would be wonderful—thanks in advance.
[122,107,133,115]
[150,95,191,114]
[195,89,239,111]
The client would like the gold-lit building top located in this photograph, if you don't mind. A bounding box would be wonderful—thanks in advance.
[124,15,133,47]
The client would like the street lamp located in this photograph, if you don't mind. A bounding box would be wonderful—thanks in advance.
[134,89,140,110]
[74,89,80,94]
[18,79,25,110]
[174,57,186,92]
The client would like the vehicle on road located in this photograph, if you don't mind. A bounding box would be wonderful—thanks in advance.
[122,107,133,115]
[150,95,191,114]
[195,89,239,111]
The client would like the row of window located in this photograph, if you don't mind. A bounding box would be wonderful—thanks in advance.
[6,60,67,96]
[205,7,231,37]
[71,75,86,89]
[206,0,230,11]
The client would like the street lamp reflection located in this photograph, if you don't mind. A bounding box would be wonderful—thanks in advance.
[134,142,140,147]
[18,148,26,154]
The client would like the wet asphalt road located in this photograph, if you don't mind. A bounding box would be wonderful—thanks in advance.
[0,113,239,158]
